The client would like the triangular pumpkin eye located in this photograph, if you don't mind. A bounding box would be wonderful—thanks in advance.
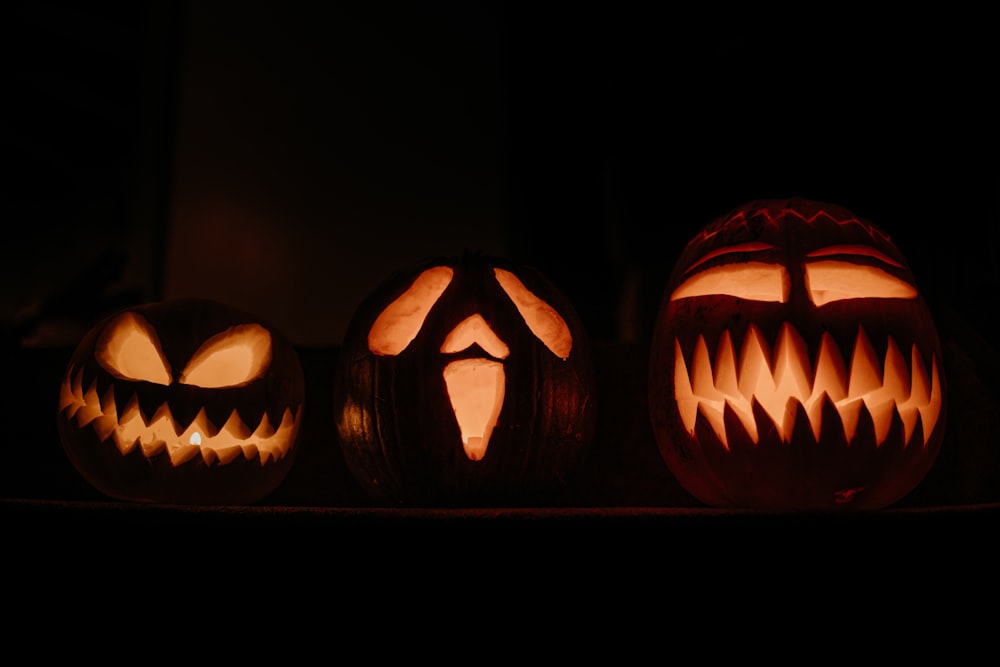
[494,268,572,360]
[179,324,272,388]
[369,266,454,356]
[97,312,171,385]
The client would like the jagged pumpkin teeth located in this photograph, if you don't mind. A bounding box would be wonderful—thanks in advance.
[56,298,305,505]
[649,198,947,511]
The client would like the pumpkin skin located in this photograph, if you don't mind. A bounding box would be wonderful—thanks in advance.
[56,298,305,505]
[648,198,946,510]
[334,254,597,507]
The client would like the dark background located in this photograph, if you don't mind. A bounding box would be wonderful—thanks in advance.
[2,2,998,514]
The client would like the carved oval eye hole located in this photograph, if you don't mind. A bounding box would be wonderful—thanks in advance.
[96,312,172,385]
[369,266,454,356]
[179,324,273,388]
[804,245,918,306]
[494,268,572,360]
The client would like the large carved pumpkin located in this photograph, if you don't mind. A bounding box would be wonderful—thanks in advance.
[335,254,597,506]
[648,198,946,510]
[56,298,305,505]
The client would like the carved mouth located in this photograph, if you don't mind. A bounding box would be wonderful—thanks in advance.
[673,323,942,450]
[59,368,301,467]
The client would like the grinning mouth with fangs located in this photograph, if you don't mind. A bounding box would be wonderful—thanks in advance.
[673,323,943,450]
[59,368,302,468]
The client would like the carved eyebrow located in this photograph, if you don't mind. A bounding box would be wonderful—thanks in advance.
[806,244,904,268]
[686,242,774,273]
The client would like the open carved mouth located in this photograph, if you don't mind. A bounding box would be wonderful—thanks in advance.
[673,322,943,450]
[59,369,302,467]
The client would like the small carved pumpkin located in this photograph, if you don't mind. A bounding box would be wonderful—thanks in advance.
[56,298,305,505]
[335,254,597,506]
[648,198,947,510]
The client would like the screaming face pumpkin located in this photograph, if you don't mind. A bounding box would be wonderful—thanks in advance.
[335,254,597,506]
[648,198,946,510]
[57,298,305,505]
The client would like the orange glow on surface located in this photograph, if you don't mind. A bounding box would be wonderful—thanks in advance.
[673,324,942,448]
[96,312,171,385]
[671,262,788,303]
[440,314,510,359]
[494,268,572,359]
[58,368,302,466]
[368,266,454,355]
[443,358,505,461]
[804,261,917,306]
[96,313,274,389]
[179,324,272,387]
[671,244,919,306]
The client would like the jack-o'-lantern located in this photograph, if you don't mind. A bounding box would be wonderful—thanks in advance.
[648,198,946,510]
[57,298,305,505]
[335,254,597,506]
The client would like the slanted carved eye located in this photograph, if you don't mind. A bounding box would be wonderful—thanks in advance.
[671,262,789,303]
[369,266,454,356]
[804,246,917,306]
[494,268,572,360]
[96,312,171,385]
[179,324,272,388]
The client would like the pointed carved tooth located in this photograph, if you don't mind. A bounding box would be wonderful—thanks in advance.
[691,335,717,398]
[241,443,262,463]
[918,355,943,445]
[882,337,910,402]
[77,382,104,427]
[198,447,218,466]
[674,339,699,435]
[713,331,741,399]
[897,404,921,445]
[807,393,831,442]
[738,326,774,401]
[699,400,730,450]
[779,396,804,442]
[92,403,118,443]
[773,323,812,404]
[222,410,252,439]
[837,397,865,442]
[213,445,244,465]
[909,344,931,405]
[169,443,201,466]
[848,327,882,397]
[866,397,898,445]
[813,333,848,402]
[726,398,758,444]
[253,413,277,439]
[141,439,166,458]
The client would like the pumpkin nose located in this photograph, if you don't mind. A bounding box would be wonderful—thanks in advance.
[440,314,510,461]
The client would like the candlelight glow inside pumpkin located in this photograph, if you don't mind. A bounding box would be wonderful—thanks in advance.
[365,265,573,461]
[336,255,595,506]
[648,198,946,510]
[57,298,305,505]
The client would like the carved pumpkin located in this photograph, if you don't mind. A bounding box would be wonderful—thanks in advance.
[648,198,946,510]
[56,298,305,505]
[335,254,597,506]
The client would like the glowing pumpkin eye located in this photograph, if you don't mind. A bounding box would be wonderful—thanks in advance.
[369,266,454,356]
[670,262,789,303]
[96,312,171,385]
[179,324,272,388]
[494,268,572,359]
[805,260,918,306]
